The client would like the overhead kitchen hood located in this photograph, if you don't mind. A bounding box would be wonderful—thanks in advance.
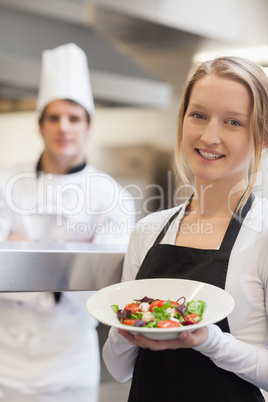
[0,3,172,109]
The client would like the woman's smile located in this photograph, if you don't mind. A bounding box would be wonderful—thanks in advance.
[196,148,225,161]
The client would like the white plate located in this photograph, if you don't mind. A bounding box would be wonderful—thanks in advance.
[87,278,235,340]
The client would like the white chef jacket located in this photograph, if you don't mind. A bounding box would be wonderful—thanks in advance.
[0,162,136,394]
[103,198,268,392]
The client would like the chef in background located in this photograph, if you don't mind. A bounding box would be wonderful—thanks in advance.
[0,43,135,399]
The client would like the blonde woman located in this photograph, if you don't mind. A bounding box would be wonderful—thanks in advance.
[103,56,268,401]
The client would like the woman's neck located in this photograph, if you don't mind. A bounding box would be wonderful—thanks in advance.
[189,182,248,218]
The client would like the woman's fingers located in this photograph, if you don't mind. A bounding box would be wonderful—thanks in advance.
[117,327,208,350]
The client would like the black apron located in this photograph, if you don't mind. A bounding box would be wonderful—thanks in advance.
[128,193,264,402]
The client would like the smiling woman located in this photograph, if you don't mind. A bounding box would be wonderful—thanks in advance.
[176,57,268,208]
[103,56,268,402]
[182,75,254,191]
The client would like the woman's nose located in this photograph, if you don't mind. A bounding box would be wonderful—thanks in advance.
[201,119,220,145]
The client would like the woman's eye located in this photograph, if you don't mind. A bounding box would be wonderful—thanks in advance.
[228,119,241,127]
[192,113,204,119]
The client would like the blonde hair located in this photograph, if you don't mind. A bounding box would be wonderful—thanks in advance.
[176,56,268,208]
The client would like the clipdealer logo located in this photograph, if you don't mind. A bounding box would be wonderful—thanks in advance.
[4,170,185,218]
[5,171,134,218]
[3,170,266,234]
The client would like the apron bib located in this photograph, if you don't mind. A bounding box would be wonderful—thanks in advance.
[128,194,264,402]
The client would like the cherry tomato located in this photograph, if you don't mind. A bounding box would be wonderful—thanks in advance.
[157,320,182,328]
[149,300,166,311]
[183,313,201,325]
[122,318,138,326]
[124,303,141,313]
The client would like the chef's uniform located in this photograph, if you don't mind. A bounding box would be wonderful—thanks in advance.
[0,43,135,397]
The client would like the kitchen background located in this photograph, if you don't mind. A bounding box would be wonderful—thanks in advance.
[0,0,267,400]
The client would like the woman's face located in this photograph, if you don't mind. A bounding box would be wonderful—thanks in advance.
[182,74,254,188]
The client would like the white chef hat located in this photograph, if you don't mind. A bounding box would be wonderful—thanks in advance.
[36,43,94,115]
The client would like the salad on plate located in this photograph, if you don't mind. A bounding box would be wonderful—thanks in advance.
[112,296,206,329]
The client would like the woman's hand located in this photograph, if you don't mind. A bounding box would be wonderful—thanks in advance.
[118,326,208,351]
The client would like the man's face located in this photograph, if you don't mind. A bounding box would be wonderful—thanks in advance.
[39,99,90,166]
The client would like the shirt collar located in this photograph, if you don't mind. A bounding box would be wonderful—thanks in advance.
[36,154,86,177]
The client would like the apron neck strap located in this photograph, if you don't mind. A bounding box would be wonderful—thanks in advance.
[153,194,194,246]
[153,208,182,246]
[153,192,255,250]
[219,192,255,252]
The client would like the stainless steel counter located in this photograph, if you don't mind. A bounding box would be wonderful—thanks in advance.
[0,381,132,402]
[0,242,126,292]
[0,385,98,402]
